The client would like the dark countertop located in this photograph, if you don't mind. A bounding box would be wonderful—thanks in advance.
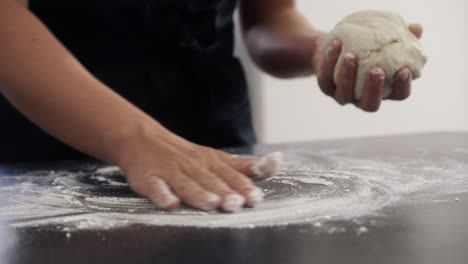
[0,132,467,264]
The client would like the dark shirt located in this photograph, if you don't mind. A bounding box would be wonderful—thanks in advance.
[0,0,256,162]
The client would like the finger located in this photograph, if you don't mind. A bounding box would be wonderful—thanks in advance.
[211,163,264,208]
[317,39,342,96]
[409,24,423,39]
[387,68,412,100]
[223,152,283,180]
[148,178,180,209]
[164,172,221,211]
[334,52,358,104]
[128,176,180,210]
[358,67,385,112]
[185,165,245,212]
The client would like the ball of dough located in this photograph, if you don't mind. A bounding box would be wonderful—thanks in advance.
[322,10,428,99]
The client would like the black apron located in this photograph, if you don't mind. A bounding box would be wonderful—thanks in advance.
[0,0,256,162]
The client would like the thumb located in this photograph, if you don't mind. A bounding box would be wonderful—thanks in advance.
[225,152,283,180]
[409,23,423,39]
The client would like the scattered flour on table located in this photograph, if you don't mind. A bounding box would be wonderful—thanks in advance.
[0,148,467,231]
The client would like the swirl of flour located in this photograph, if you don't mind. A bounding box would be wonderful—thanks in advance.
[0,149,467,230]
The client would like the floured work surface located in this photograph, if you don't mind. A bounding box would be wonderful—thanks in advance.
[0,132,467,264]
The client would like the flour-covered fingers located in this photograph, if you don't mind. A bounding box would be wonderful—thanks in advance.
[249,152,283,179]
[239,186,264,208]
[358,67,385,112]
[185,165,245,212]
[223,152,283,180]
[335,52,358,105]
[223,156,257,177]
[317,39,341,97]
[211,163,263,208]
[164,173,221,211]
[388,68,412,100]
[147,179,180,209]
[127,176,180,210]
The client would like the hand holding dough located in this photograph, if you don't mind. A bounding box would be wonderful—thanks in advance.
[322,10,427,99]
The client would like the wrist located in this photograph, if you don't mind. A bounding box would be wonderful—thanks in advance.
[103,114,164,166]
[246,26,325,78]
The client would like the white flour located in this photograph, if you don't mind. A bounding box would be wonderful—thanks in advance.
[0,147,467,231]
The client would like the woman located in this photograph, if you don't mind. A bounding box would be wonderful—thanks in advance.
[0,0,422,212]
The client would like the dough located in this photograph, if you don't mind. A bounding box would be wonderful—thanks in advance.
[322,10,427,99]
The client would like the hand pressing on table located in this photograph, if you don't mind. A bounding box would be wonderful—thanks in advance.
[116,125,282,212]
[0,1,281,212]
[0,1,423,214]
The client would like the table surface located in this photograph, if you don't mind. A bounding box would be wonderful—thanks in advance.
[0,132,467,264]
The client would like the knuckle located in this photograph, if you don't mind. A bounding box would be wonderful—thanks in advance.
[343,68,356,81]
[230,171,253,185]
[328,50,340,62]
[210,163,229,174]
[215,149,230,160]
[216,164,251,183]
[183,158,202,172]
[210,179,229,189]
[210,185,233,196]
[366,85,383,96]
[240,176,253,186]
[173,184,193,197]
[200,147,223,162]
[195,172,221,186]
[186,148,205,160]
[228,168,247,179]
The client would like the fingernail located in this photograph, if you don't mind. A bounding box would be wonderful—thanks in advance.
[371,67,385,81]
[205,192,221,203]
[153,180,180,209]
[198,192,221,211]
[331,40,340,49]
[158,194,180,209]
[326,40,340,56]
[245,187,264,207]
[222,194,245,213]
[343,52,356,67]
[398,69,411,82]
[251,152,283,179]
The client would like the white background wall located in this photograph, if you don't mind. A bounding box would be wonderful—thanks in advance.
[235,0,468,144]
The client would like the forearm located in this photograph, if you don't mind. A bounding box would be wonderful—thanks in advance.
[240,0,324,78]
[0,1,169,164]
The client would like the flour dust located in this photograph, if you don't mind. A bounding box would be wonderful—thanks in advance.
[0,147,467,231]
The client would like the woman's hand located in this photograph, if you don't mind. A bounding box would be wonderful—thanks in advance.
[115,124,282,212]
[315,24,423,112]
[0,1,282,213]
